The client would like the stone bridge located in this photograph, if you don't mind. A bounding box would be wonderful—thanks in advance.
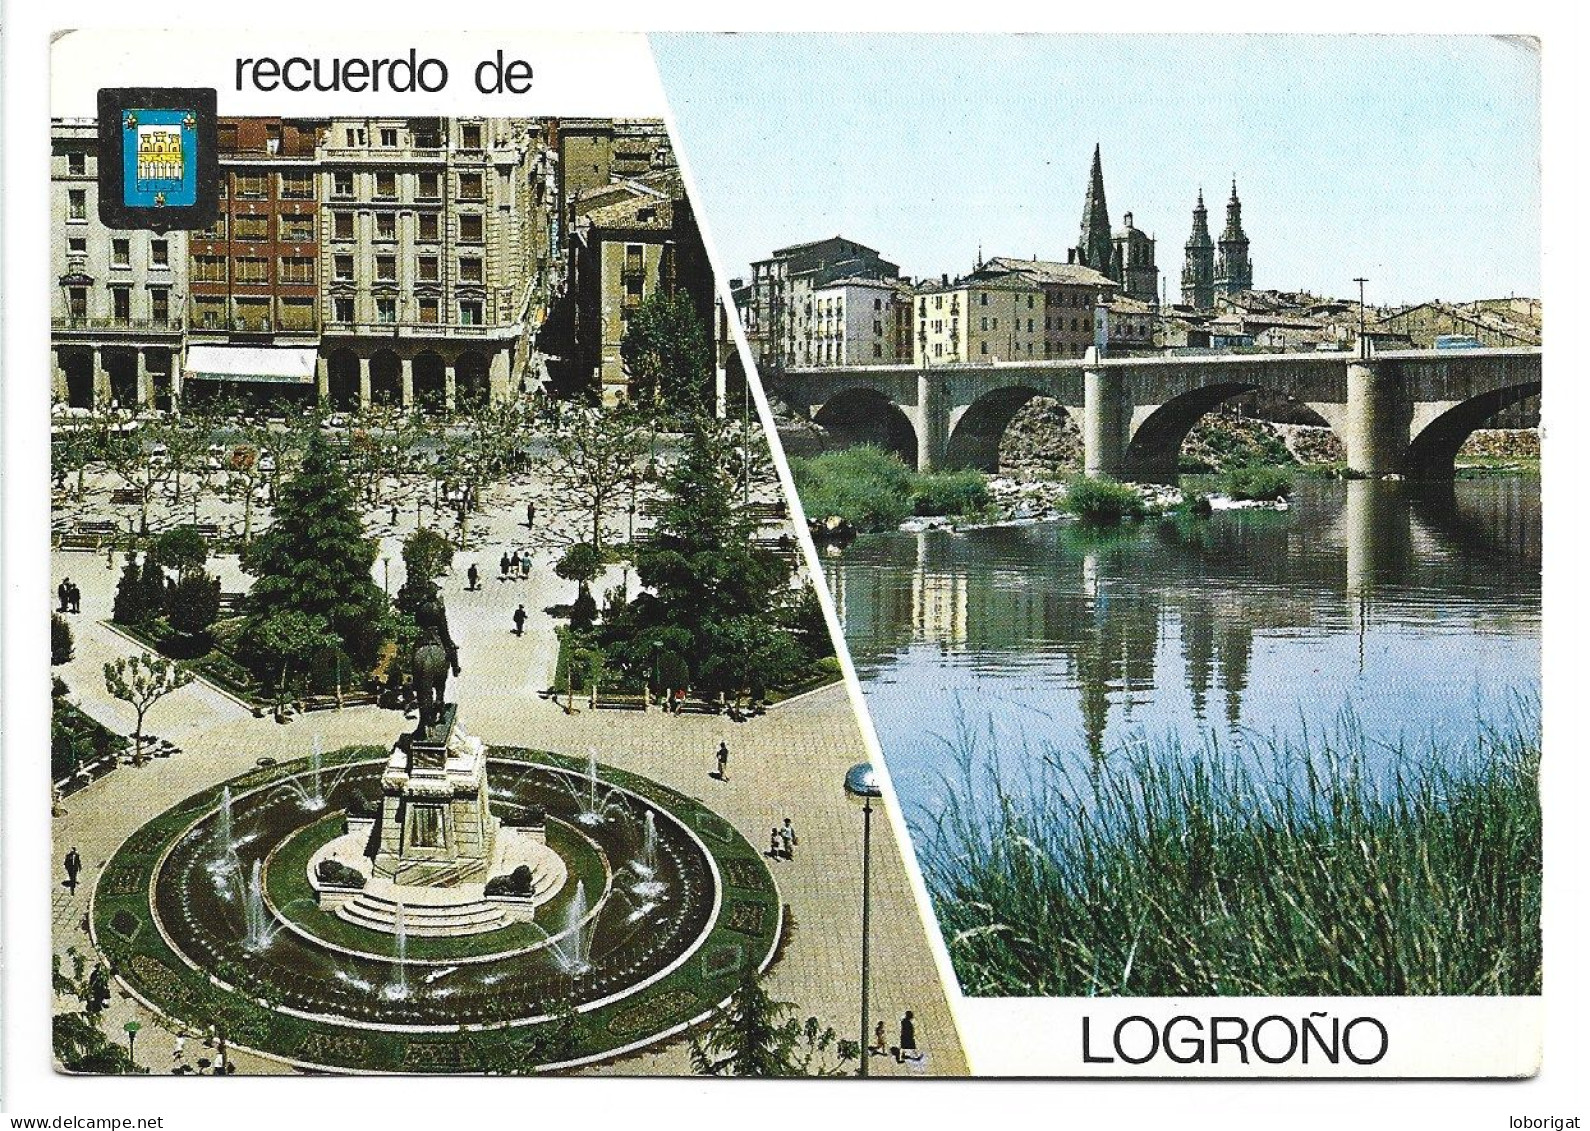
[778,347,1542,480]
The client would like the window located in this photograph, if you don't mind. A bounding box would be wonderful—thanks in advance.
[279,257,315,284]
[375,255,396,282]
[458,214,483,243]
[1027,319,1034,332]
[280,173,313,199]
[1027,295,1035,309]
[150,240,169,267]
[235,215,269,241]
[418,296,439,323]
[380,127,398,147]
[418,256,439,282]
[459,299,482,325]
[235,298,270,330]
[457,257,483,284]
[874,298,882,311]
[375,171,397,199]
[459,123,482,149]
[333,254,354,281]
[933,295,943,310]
[68,190,86,220]
[980,293,989,306]
[235,257,268,284]
[111,288,131,322]
[979,317,987,331]
[205,214,228,239]
[417,172,440,200]
[376,297,396,324]
[417,214,439,241]
[980,341,989,355]
[458,173,483,200]
[344,127,366,147]
[333,296,354,323]
[67,152,86,175]
[375,213,397,241]
[112,239,130,267]
[67,287,87,318]
[150,289,169,323]
[67,238,86,256]
[279,214,314,242]
[235,173,266,198]
[333,212,355,240]
[873,342,883,358]
[332,171,354,198]
[278,297,315,331]
[194,256,227,282]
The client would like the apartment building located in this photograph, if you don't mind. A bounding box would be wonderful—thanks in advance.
[800,277,913,366]
[51,119,188,410]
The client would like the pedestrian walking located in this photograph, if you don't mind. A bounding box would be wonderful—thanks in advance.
[526,500,536,529]
[715,741,730,781]
[509,550,522,577]
[897,1011,918,1062]
[467,563,480,591]
[57,579,70,612]
[872,1020,887,1057]
[390,504,399,526]
[779,818,797,861]
[513,604,528,636]
[500,552,511,580]
[64,846,82,892]
[69,581,82,614]
[173,1035,186,1063]
[770,827,782,859]
[520,551,532,579]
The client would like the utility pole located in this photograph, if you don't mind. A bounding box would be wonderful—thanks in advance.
[1353,277,1369,359]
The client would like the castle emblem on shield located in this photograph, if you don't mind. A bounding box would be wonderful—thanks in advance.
[121,108,198,208]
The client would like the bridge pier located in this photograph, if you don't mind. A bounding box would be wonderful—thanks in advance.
[1344,361,1412,477]
[916,372,947,472]
[1083,357,1130,479]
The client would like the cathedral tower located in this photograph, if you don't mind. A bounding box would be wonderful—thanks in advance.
[1075,144,1114,272]
[1181,189,1216,310]
[1214,179,1253,298]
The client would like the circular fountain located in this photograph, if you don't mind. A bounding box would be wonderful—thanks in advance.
[92,742,781,1072]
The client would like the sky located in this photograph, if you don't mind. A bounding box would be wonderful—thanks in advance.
[653,34,1541,307]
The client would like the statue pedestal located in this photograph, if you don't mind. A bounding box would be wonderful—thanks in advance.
[371,705,499,886]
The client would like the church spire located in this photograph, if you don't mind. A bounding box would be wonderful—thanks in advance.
[1076,143,1114,272]
[1182,187,1216,310]
[1214,178,1253,298]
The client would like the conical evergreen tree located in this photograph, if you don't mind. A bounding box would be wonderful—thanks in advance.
[239,433,391,680]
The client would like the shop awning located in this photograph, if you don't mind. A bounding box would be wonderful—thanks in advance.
[183,345,317,384]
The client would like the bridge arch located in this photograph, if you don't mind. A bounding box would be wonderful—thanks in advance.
[943,385,1052,471]
[1123,383,1335,484]
[812,387,918,468]
[1404,380,1541,479]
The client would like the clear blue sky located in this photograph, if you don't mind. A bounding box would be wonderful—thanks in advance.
[653,34,1540,306]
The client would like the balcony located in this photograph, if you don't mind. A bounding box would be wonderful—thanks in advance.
[52,316,183,335]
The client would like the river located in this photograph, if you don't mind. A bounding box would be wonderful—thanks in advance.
[821,476,1541,820]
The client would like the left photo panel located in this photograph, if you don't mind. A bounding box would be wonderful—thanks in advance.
[46,30,965,1077]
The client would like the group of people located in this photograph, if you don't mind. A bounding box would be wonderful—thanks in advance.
[56,577,83,614]
[871,1011,922,1064]
[768,817,798,861]
[496,550,534,582]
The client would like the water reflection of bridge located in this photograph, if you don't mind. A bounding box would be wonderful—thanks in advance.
[827,480,1540,757]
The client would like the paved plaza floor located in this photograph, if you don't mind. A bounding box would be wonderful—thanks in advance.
[49,467,968,1077]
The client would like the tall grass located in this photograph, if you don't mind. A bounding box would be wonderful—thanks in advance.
[921,704,1541,997]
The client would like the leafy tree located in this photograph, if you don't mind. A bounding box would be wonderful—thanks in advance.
[102,414,171,535]
[240,610,339,708]
[168,572,222,639]
[239,433,391,680]
[140,553,167,616]
[52,613,74,665]
[223,443,266,545]
[53,949,144,1075]
[103,652,193,760]
[152,524,209,576]
[621,289,713,415]
[111,556,153,626]
[537,405,650,555]
[396,527,455,618]
[688,972,854,1077]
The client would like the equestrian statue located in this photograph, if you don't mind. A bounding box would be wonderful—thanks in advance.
[411,586,461,732]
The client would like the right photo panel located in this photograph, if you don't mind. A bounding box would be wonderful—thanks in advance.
[658,33,1542,1077]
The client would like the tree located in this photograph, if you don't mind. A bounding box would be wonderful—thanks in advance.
[102,415,171,536]
[103,651,192,760]
[621,289,712,416]
[111,556,153,626]
[240,609,338,710]
[239,433,392,681]
[152,524,209,576]
[537,405,650,555]
[52,613,74,665]
[53,949,144,1075]
[168,572,222,639]
[688,971,854,1077]
[399,528,455,603]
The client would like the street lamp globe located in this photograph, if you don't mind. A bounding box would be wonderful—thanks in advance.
[844,762,881,801]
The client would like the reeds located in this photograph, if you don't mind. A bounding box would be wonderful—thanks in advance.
[921,702,1541,997]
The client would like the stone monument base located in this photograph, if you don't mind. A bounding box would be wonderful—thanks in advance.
[371,705,498,887]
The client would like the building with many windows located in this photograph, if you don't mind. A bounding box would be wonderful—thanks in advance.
[746,236,900,374]
[51,119,188,410]
[798,277,913,367]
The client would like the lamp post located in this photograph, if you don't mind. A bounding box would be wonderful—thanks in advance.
[1353,277,1369,359]
[123,1019,141,1068]
[844,761,882,1076]
[382,555,391,596]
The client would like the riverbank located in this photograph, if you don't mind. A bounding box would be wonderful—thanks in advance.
[921,709,1541,997]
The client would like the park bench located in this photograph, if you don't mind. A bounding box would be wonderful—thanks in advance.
[742,501,789,523]
[109,488,143,506]
[217,591,246,615]
[591,690,649,711]
[57,519,121,551]
[194,522,223,539]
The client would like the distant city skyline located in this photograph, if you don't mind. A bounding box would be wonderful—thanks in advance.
[654,34,1541,307]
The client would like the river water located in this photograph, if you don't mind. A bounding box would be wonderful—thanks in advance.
[822,476,1540,819]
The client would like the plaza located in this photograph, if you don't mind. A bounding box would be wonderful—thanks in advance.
[49,413,967,1076]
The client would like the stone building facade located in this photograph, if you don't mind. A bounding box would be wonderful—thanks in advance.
[914,274,1108,366]
[51,119,188,410]
[1214,181,1254,300]
[967,257,1117,358]
[1180,189,1216,310]
[799,277,913,366]
[746,236,900,373]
